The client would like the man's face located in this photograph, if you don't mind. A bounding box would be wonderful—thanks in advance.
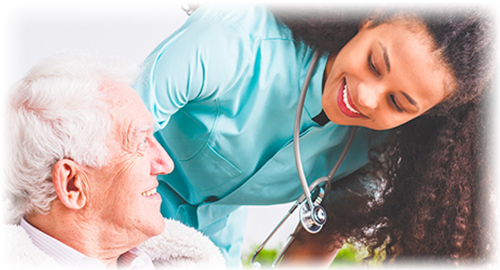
[84,81,173,243]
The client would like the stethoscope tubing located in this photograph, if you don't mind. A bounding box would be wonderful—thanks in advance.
[251,51,358,269]
[294,51,358,206]
[252,126,357,269]
[293,51,321,211]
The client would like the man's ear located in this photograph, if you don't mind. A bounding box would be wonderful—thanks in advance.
[52,159,87,210]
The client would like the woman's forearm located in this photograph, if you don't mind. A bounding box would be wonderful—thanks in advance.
[279,225,342,268]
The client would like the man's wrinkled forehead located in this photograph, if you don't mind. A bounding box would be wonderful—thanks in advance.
[99,80,155,147]
[99,81,133,108]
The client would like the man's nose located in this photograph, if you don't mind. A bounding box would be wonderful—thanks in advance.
[356,81,386,110]
[150,139,174,175]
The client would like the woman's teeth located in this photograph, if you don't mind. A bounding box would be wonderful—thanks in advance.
[343,82,361,115]
[141,188,157,197]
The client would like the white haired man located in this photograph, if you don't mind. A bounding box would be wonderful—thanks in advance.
[3,52,225,269]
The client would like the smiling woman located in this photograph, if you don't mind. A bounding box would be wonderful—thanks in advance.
[271,6,494,265]
[322,19,451,130]
[127,2,495,267]
[2,2,495,268]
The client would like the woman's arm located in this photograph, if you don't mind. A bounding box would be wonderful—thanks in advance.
[133,12,251,131]
[278,171,375,267]
[279,224,343,268]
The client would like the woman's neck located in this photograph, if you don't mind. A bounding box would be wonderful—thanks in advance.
[322,52,337,90]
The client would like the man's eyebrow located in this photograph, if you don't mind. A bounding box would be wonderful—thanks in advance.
[401,92,420,110]
[133,124,153,137]
[379,42,391,73]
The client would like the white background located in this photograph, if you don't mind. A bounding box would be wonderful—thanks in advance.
[1,0,498,264]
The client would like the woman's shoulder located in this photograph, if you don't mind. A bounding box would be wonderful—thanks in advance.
[187,3,293,41]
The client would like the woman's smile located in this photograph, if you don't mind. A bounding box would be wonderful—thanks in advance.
[322,20,451,130]
[337,78,366,118]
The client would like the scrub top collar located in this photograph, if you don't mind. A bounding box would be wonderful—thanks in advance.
[299,52,329,123]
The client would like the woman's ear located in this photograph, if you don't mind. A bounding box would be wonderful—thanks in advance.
[359,9,382,30]
[359,18,374,30]
[52,159,87,210]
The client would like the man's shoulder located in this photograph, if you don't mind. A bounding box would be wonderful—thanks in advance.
[139,219,226,269]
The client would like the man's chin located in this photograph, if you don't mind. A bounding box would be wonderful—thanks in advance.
[149,216,166,237]
[156,217,166,235]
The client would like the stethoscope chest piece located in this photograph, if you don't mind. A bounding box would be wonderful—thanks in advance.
[299,202,326,234]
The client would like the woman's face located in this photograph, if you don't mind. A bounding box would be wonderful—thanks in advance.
[322,20,452,130]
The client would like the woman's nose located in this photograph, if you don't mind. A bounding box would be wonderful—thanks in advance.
[356,81,385,110]
[150,139,174,175]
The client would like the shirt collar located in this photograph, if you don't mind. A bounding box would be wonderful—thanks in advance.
[20,218,154,270]
[299,50,329,123]
[119,247,155,269]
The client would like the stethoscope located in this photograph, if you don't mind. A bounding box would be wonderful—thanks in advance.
[251,52,357,268]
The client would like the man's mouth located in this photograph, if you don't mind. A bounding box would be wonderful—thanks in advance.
[337,78,365,118]
[141,188,158,197]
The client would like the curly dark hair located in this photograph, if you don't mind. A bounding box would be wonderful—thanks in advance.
[270,4,495,265]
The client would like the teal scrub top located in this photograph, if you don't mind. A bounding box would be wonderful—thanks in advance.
[133,3,371,267]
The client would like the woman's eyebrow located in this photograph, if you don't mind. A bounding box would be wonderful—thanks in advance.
[379,42,391,73]
[401,92,420,110]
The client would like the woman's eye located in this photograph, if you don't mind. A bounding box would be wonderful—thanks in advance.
[390,95,403,112]
[368,55,381,76]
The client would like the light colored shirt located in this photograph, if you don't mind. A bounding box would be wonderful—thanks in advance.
[20,219,155,270]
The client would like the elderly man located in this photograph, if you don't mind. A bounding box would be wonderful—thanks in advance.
[3,52,225,269]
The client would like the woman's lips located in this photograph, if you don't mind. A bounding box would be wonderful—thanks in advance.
[336,78,366,118]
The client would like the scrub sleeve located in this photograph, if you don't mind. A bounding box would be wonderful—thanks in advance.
[133,4,372,267]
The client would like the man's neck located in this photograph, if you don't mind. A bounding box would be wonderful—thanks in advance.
[25,203,136,268]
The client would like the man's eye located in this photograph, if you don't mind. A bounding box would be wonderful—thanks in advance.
[138,139,148,149]
[368,55,381,76]
[389,94,403,112]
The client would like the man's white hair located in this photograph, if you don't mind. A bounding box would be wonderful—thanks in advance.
[6,51,141,224]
